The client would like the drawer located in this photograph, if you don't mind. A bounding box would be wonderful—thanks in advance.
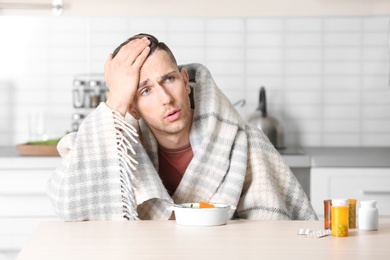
[0,194,56,217]
[0,170,55,217]
[310,168,390,216]
[0,170,52,194]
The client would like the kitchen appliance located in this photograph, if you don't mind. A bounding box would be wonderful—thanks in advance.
[248,86,285,149]
[71,74,108,131]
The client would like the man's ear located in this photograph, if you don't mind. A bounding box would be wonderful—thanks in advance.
[128,105,141,120]
[180,68,191,94]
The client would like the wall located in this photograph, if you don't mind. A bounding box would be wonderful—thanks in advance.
[0,15,389,147]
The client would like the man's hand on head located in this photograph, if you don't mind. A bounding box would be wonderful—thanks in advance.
[104,37,151,117]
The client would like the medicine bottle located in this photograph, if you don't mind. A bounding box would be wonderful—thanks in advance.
[331,199,349,237]
[358,200,378,231]
[349,199,357,229]
[323,200,332,230]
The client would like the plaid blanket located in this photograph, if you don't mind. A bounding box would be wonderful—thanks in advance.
[47,63,317,221]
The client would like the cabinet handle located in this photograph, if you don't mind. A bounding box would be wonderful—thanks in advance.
[363,190,390,195]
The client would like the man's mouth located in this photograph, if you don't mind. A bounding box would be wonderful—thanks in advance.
[165,109,180,122]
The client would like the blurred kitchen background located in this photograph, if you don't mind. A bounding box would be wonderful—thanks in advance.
[1,2,390,259]
[0,1,389,147]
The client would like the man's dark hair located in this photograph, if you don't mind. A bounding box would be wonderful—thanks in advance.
[112,33,177,66]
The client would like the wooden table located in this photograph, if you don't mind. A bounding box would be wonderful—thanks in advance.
[17,219,390,260]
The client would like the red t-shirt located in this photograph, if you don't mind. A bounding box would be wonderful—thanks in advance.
[158,143,194,196]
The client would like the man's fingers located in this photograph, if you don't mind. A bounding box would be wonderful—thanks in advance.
[123,38,151,65]
[132,46,151,69]
[114,38,150,66]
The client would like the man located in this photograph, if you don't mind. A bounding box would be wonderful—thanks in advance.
[47,33,317,221]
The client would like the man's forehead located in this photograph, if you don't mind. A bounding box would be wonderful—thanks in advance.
[139,51,179,82]
[138,70,178,88]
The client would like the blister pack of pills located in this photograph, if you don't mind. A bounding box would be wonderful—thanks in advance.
[297,228,331,238]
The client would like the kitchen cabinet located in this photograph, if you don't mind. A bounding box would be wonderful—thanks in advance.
[281,152,311,200]
[307,147,390,218]
[0,156,60,260]
[310,168,390,217]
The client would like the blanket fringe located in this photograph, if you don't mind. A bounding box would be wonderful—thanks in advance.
[112,110,139,220]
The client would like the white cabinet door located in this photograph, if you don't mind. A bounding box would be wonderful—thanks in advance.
[0,167,58,260]
[310,168,390,217]
[0,170,56,217]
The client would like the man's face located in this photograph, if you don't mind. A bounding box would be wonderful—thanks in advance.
[130,50,192,139]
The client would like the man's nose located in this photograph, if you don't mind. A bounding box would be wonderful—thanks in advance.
[157,85,172,105]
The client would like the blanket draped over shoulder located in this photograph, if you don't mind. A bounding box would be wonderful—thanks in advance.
[47,63,318,221]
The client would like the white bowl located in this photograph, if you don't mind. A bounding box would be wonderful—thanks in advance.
[169,203,230,226]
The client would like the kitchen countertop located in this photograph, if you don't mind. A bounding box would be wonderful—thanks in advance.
[0,146,20,157]
[17,219,390,260]
[1,146,390,168]
[0,146,61,169]
[305,147,390,167]
[0,146,312,168]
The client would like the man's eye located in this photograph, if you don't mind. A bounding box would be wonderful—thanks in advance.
[141,88,150,96]
[165,76,174,83]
